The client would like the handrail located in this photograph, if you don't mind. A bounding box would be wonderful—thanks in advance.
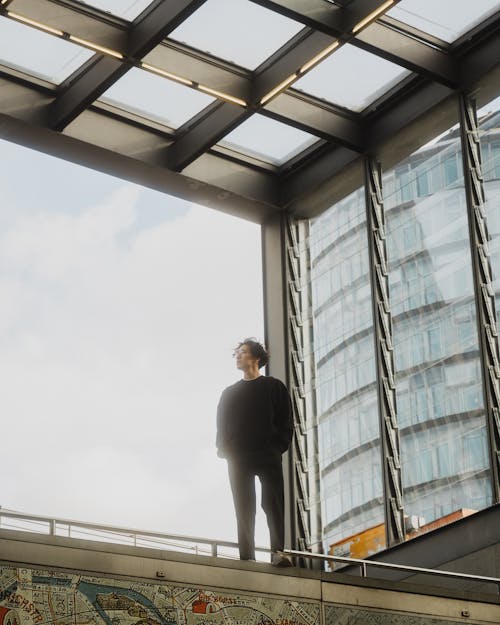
[285,549,500,591]
[0,507,271,559]
[2,508,499,592]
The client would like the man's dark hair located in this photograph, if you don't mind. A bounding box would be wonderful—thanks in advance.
[236,338,269,369]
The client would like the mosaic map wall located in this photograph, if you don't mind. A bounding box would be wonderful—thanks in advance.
[0,566,320,625]
[0,566,484,625]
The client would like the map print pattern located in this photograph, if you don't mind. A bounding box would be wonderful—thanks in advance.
[325,604,478,625]
[0,567,320,625]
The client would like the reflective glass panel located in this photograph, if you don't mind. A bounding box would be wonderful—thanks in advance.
[388,0,500,43]
[294,44,411,112]
[0,16,93,84]
[78,0,154,20]
[383,123,493,526]
[478,95,500,328]
[309,188,385,556]
[170,0,304,69]
[100,67,215,129]
[220,114,318,165]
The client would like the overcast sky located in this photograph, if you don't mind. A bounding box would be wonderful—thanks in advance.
[0,137,269,550]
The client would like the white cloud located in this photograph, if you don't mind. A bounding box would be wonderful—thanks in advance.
[0,180,269,546]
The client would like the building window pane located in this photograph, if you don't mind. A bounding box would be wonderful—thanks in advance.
[309,187,385,556]
[383,120,493,527]
[478,95,500,324]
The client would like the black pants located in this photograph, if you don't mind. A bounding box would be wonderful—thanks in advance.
[227,453,285,560]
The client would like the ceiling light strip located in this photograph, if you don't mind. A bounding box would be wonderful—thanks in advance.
[197,84,246,107]
[69,35,123,59]
[260,40,342,106]
[142,62,246,107]
[352,0,395,34]
[141,62,193,86]
[7,11,64,36]
[5,10,123,59]
[299,41,339,74]
[260,73,297,105]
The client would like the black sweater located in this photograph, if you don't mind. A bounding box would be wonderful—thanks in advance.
[216,375,293,458]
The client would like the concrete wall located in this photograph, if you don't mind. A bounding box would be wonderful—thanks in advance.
[0,529,499,625]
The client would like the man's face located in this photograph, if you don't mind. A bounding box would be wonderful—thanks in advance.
[234,344,259,371]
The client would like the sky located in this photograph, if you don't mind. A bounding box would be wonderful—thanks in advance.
[1,0,498,559]
[0,138,270,552]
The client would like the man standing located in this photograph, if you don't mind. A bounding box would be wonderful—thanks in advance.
[216,338,293,567]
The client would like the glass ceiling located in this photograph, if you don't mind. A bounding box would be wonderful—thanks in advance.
[0,0,498,178]
[387,0,500,43]
[77,0,154,21]
[293,44,411,112]
[219,114,319,165]
[169,0,304,70]
[0,15,93,84]
[100,67,215,129]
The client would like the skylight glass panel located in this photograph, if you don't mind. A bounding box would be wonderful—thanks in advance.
[220,114,318,165]
[0,16,94,84]
[387,0,500,43]
[293,44,411,112]
[77,0,154,20]
[100,67,215,129]
[169,0,304,70]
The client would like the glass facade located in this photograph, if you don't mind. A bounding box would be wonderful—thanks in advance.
[383,126,492,523]
[310,188,385,550]
[308,101,499,555]
[479,96,500,323]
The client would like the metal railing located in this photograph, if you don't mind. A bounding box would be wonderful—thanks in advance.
[1,508,499,593]
[0,507,270,560]
[285,549,500,593]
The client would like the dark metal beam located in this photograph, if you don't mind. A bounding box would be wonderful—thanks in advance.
[264,91,363,151]
[252,29,335,104]
[261,213,296,549]
[366,80,453,148]
[144,41,251,102]
[250,0,395,35]
[49,0,207,131]
[127,0,207,57]
[281,79,453,210]
[459,17,500,90]
[249,0,341,29]
[49,56,128,132]
[0,111,276,222]
[166,102,253,172]
[165,0,405,171]
[285,216,312,556]
[252,0,457,86]
[355,21,458,87]
[165,28,337,171]
[281,144,360,208]
[364,157,404,548]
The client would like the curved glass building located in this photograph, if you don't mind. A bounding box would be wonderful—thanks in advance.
[309,100,500,553]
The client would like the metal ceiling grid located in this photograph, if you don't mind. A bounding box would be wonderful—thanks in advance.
[0,0,499,222]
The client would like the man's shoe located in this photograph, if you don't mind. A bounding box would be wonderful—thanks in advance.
[271,551,293,567]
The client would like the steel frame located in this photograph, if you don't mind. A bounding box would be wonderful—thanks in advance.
[364,157,404,547]
[284,216,312,553]
[460,94,500,503]
[0,0,500,555]
[0,0,497,220]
